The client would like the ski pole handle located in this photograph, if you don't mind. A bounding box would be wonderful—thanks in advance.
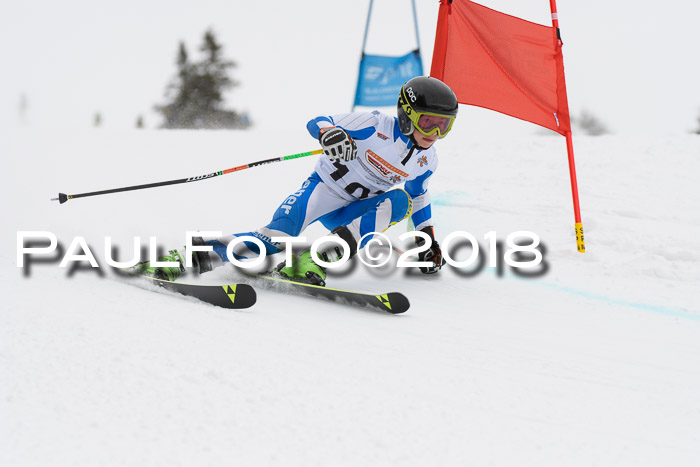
[51,149,323,204]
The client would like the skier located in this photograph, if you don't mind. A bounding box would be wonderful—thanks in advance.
[137,76,459,285]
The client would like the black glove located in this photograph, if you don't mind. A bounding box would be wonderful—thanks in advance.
[416,226,443,274]
[319,127,357,162]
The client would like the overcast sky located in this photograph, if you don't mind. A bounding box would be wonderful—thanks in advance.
[2,0,699,135]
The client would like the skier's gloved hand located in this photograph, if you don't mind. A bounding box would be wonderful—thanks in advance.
[319,126,357,162]
[416,226,443,274]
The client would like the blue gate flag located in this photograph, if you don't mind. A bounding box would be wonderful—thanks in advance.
[353,50,423,108]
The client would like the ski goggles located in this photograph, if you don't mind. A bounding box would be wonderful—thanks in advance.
[401,102,455,138]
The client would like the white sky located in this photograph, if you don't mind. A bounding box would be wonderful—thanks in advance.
[1,0,699,135]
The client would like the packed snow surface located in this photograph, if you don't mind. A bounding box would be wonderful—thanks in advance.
[2,127,699,466]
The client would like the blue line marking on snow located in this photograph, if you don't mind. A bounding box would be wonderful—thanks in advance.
[428,189,698,321]
[478,263,699,321]
[431,190,470,206]
[538,280,700,321]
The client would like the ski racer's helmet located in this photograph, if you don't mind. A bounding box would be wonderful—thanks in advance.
[397,76,458,140]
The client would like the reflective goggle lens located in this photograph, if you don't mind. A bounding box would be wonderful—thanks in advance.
[416,113,454,137]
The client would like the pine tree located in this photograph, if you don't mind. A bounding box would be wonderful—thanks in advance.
[577,110,609,136]
[156,29,248,129]
[18,93,28,125]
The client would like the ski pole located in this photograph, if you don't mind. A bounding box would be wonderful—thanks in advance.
[51,148,323,204]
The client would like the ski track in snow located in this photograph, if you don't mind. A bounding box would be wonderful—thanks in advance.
[2,128,700,467]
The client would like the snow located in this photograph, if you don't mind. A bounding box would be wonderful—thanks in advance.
[2,125,700,466]
[3,0,700,463]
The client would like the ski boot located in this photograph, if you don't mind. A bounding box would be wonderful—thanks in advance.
[132,236,212,282]
[276,226,358,287]
[276,250,328,286]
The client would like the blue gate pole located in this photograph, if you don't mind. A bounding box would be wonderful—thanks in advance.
[353,0,375,111]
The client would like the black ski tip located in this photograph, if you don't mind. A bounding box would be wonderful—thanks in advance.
[380,292,410,314]
[58,193,68,204]
[207,283,256,309]
[229,283,257,309]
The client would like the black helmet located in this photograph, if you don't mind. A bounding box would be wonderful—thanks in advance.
[397,76,459,138]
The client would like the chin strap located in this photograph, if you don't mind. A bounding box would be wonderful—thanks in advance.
[401,145,417,165]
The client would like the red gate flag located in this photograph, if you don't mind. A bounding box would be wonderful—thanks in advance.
[430,0,585,252]
[431,0,571,135]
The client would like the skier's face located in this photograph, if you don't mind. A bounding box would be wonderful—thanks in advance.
[412,129,439,148]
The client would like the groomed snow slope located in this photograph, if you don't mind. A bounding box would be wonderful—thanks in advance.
[2,127,699,466]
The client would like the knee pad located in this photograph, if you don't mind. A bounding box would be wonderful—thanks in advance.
[386,189,413,225]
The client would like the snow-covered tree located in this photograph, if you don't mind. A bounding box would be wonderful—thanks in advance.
[156,29,249,130]
[577,110,609,136]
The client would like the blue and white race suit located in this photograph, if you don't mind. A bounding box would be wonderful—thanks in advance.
[208,110,438,260]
